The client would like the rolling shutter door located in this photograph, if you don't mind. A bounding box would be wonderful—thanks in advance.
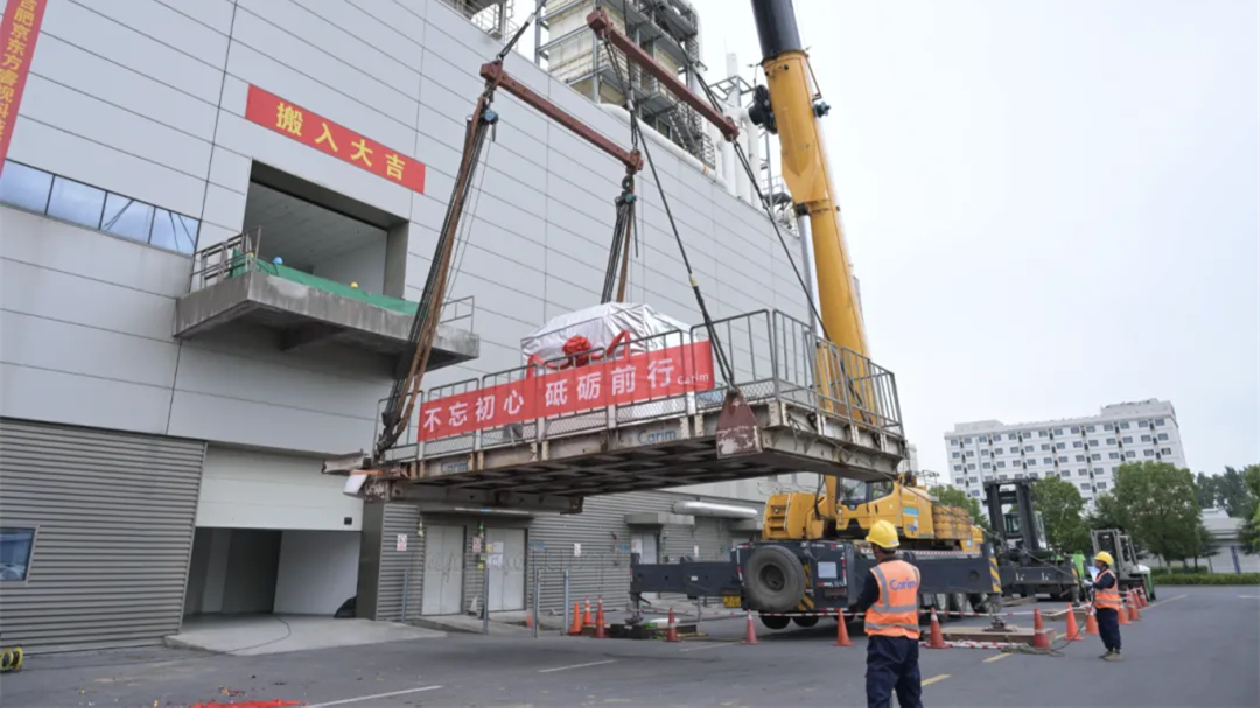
[0,418,205,652]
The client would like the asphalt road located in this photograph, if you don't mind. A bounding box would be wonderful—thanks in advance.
[4,587,1256,708]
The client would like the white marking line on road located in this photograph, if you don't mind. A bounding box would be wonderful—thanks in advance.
[679,643,726,652]
[982,652,1012,663]
[538,659,617,673]
[306,685,443,708]
[922,674,951,686]
[1145,593,1188,609]
[1239,594,1259,599]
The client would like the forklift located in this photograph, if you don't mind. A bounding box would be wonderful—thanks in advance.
[1091,528,1156,601]
[984,479,1088,602]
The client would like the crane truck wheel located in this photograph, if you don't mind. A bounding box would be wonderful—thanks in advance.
[743,545,807,613]
[760,615,790,630]
[791,616,819,628]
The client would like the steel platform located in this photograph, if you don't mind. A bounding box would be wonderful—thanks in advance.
[328,310,908,513]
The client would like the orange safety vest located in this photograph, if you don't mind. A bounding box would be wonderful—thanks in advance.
[1094,568,1120,611]
[864,559,922,639]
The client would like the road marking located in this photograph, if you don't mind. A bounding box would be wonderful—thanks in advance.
[1146,593,1188,609]
[306,685,443,707]
[538,659,617,673]
[982,652,1012,663]
[1238,594,1259,599]
[922,674,950,686]
[679,643,726,652]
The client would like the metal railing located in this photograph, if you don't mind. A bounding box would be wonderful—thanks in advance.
[387,309,905,460]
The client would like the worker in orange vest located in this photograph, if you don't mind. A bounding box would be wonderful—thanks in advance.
[1092,551,1123,661]
[849,520,923,708]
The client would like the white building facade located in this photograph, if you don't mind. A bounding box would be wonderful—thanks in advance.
[0,0,837,652]
[944,399,1188,505]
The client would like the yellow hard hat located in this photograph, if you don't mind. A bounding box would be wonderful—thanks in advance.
[867,520,899,549]
[1095,551,1114,566]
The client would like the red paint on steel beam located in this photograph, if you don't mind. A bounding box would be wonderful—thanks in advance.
[480,62,643,173]
[587,8,738,141]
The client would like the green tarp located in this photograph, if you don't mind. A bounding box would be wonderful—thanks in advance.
[226,253,419,315]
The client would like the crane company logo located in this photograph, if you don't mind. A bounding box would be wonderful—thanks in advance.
[244,85,427,194]
[417,341,716,441]
[0,0,48,173]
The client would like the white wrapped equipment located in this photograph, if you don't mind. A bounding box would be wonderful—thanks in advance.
[520,302,690,365]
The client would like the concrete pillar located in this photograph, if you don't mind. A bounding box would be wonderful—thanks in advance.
[383,222,409,299]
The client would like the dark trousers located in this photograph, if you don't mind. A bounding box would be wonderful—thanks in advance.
[866,635,923,708]
[1096,607,1122,652]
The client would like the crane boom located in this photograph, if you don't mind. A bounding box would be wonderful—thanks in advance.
[749,0,872,526]
[750,0,869,360]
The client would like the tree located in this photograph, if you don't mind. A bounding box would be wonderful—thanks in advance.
[1196,472,1217,509]
[932,485,988,530]
[1189,518,1219,570]
[1031,476,1091,553]
[1237,464,1260,554]
[1217,467,1252,517]
[1110,461,1201,565]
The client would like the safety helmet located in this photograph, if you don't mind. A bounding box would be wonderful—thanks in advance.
[866,520,899,549]
[1094,551,1114,566]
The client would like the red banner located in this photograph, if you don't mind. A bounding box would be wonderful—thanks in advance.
[0,0,48,174]
[244,85,426,194]
[418,341,716,442]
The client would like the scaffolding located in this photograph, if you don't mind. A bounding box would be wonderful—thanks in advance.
[533,0,714,168]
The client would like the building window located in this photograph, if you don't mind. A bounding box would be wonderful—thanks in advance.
[1038,431,1048,438]
[1089,439,1099,447]
[1120,422,1130,429]
[1080,483,1091,490]
[1126,450,1136,458]
[953,464,962,471]
[950,439,959,447]
[1104,423,1114,432]
[0,160,198,254]
[1074,455,1084,462]
[1155,419,1165,427]
[1158,433,1169,441]
[1042,456,1053,464]
[996,461,1006,468]
[1058,456,1069,463]
[1109,452,1120,460]
[1092,453,1102,461]
[1144,449,1155,457]
[1141,434,1151,442]
[1079,470,1090,476]
[1008,433,1018,440]
[1072,441,1083,448]
[1122,435,1133,444]
[971,490,981,498]
[1053,428,1064,435]
[0,527,35,582]
[1070,426,1080,434]
[982,462,991,469]
[969,476,979,483]
[1028,460,1038,467]
[963,437,972,444]
[952,452,960,459]
[1030,472,1039,479]
[1096,482,1107,490]
[967,463,976,470]
[1086,425,1096,433]
[1024,446,1034,453]
[1137,420,1147,427]
[1106,438,1116,445]
[1040,443,1050,451]
[1161,447,1172,455]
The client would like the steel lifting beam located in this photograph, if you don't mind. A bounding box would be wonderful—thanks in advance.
[479,62,644,172]
[586,8,739,141]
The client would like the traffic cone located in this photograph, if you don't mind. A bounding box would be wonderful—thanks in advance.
[1128,591,1141,622]
[525,611,533,630]
[1064,604,1082,642]
[594,596,606,638]
[568,601,582,636]
[1118,598,1130,625]
[665,608,680,643]
[1084,605,1099,636]
[926,607,947,649]
[834,612,852,647]
[1033,608,1051,650]
[1138,588,1149,608]
[583,597,592,629]
[742,610,759,645]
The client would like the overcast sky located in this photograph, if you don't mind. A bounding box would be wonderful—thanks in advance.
[658,0,1257,477]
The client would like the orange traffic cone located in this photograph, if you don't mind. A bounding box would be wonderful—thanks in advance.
[594,596,606,638]
[834,612,852,647]
[1033,608,1051,650]
[1084,605,1099,636]
[582,597,592,629]
[665,608,680,643]
[568,601,582,636]
[1128,591,1141,622]
[926,607,946,649]
[1064,604,1082,642]
[742,611,759,645]
[525,611,533,630]
[1138,587,1149,608]
[1118,598,1130,625]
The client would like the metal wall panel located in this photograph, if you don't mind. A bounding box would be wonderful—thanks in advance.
[0,418,206,652]
[373,502,422,622]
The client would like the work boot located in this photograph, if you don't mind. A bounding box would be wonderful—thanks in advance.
[1099,649,1115,659]
[1104,651,1123,662]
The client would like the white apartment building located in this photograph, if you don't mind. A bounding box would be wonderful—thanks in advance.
[944,399,1188,505]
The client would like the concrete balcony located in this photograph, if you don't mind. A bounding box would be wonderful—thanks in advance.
[175,247,479,370]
